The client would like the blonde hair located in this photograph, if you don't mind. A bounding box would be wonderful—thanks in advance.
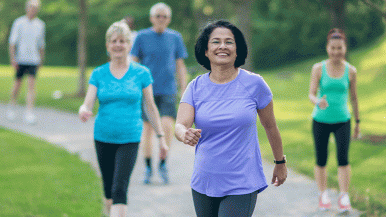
[150,2,172,17]
[26,0,41,10]
[105,21,132,43]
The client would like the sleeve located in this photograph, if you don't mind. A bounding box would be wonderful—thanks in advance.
[140,67,153,89]
[88,69,99,88]
[8,20,20,45]
[254,76,273,110]
[180,80,195,107]
[130,33,141,59]
[37,22,46,49]
[175,33,188,59]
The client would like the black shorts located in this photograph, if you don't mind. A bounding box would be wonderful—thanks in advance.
[142,94,177,122]
[16,64,38,79]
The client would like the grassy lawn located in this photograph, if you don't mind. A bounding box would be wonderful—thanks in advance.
[0,36,385,215]
[0,127,103,216]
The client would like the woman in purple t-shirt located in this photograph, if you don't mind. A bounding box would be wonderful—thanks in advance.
[175,20,287,217]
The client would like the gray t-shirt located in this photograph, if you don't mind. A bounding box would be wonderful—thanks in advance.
[9,15,45,65]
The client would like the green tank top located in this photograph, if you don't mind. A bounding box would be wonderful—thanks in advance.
[312,60,351,124]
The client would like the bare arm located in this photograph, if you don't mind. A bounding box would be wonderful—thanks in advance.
[143,84,168,158]
[309,63,328,109]
[309,63,322,105]
[79,84,97,122]
[349,66,360,138]
[257,100,287,186]
[39,47,45,67]
[176,58,188,95]
[175,103,201,146]
[9,45,17,69]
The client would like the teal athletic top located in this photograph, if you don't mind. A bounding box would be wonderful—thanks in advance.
[89,62,153,144]
[312,60,351,124]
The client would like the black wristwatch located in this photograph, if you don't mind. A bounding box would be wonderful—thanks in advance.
[274,155,287,164]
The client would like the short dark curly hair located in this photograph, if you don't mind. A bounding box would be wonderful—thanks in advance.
[195,20,248,70]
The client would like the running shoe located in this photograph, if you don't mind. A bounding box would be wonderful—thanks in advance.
[159,163,169,184]
[318,192,332,210]
[143,166,152,184]
[338,193,352,212]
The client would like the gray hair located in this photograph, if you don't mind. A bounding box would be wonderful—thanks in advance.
[26,0,41,10]
[150,2,172,17]
[105,21,132,43]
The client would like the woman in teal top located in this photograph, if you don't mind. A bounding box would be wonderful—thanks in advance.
[79,21,168,217]
[309,28,360,212]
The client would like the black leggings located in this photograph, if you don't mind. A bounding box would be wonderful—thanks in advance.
[192,189,258,217]
[95,140,139,204]
[312,119,351,167]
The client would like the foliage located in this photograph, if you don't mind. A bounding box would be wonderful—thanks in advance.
[0,127,103,216]
[251,0,385,69]
[0,0,384,69]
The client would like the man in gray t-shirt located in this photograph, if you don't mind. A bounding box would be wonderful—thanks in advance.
[7,0,45,124]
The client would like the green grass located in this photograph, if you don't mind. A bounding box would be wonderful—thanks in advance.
[0,127,103,216]
[0,36,385,215]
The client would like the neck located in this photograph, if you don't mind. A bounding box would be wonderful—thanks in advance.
[209,65,239,84]
[110,57,129,68]
[27,14,35,20]
[153,26,166,34]
[328,58,345,66]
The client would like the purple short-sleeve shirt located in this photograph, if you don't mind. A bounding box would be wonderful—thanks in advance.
[181,69,273,197]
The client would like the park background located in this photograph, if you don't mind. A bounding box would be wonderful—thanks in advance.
[0,0,385,216]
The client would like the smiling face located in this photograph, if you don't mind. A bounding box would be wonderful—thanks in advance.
[150,8,171,33]
[106,32,131,60]
[326,39,347,61]
[205,27,237,68]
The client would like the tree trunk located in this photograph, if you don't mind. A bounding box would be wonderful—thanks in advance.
[77,0,87,97]
[328,0,346,30]
[234,0,253,71]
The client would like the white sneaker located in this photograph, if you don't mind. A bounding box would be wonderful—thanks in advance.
[6,110,16,121]
[24,112,37,125]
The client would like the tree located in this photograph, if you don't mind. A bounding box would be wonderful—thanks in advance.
[360,0,386,18]
[77,0,87,97]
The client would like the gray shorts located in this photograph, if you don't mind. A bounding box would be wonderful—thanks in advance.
[142,94,177,122]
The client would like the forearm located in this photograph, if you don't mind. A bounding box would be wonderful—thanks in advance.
[175,123,188,142]
[144,102,164,135]
[176,61,187,92]
[9,45,16,62]
[39,48,45,65]
[264,125,284,161]
[351,97,360,121]
[309,93,319,105]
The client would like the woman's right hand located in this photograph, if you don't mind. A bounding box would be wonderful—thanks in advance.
[79,105,93,122]
[183,128,202,146]
[318,95,329,110]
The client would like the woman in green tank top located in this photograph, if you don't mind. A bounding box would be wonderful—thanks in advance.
[308,28,360,212]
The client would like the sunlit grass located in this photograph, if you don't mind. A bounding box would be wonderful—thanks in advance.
[0,127,103,216]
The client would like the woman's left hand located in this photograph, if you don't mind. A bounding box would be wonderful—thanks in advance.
[159,137,169,159]
[272,164,287,187]
[353,124,361,139]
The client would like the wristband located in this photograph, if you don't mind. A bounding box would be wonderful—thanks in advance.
[274,155,287,164]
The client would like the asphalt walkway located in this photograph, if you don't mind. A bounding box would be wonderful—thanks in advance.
[0,103,362,217]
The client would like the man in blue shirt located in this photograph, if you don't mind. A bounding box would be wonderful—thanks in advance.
[131,2,188,184]
[7,0,45,124]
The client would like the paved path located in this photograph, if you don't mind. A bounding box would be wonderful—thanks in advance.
[0,103,362,217]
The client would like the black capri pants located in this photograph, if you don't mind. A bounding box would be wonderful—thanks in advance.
[95,140,139,204]
[192,189,258,217]
[312,119,351,167]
